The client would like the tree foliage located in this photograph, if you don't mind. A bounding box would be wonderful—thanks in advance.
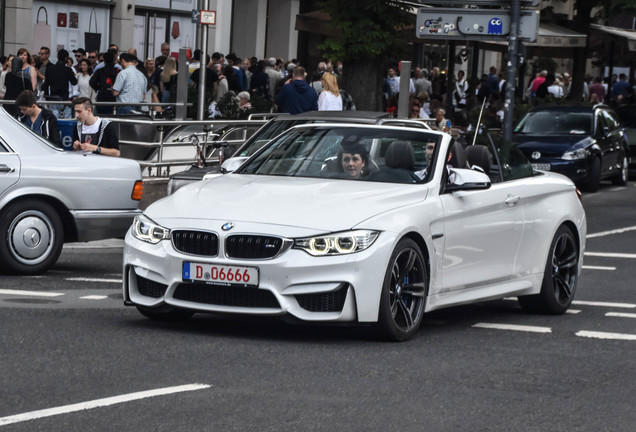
[317,0,415,111]
[317,0,414,62]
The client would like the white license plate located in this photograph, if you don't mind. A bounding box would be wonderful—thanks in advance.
[183,262,259,287]
[531,163,551,171]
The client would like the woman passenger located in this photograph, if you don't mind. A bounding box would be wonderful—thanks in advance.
[338,143,368,179]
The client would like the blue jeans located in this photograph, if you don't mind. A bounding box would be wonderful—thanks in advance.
[116,106,134,115]
[51,104,72,119]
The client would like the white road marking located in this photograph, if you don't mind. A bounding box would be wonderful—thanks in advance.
[582,265,616,271]
[586,225,636,238]
[80,295,109,300]
[584,251,636,259]
[0,289,64,298]
[566,309,581,314]
[575,331,636,341]
[606,312,636,319]
[572,300,636,308]
[0,383,211,426]
[65,278,122,283]
[472,323,552,333]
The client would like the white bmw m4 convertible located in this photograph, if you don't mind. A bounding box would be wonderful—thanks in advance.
[123,124,586,341]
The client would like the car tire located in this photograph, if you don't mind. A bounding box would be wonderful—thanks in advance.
[136,305,195,321]
[518,225,578,314]
[582,157,601,192]
[611,155,629,186]
[375,238,427,341]
[0,200,64,275]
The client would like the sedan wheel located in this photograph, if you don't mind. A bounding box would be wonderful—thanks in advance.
[376,238,427,341]
[611,155,629,186]
[518,225,578,314]
[0,200,64,275]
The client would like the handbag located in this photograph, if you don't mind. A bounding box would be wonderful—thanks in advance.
[57,12,67,28]
[32,7,51,53]
[84,9,101,52]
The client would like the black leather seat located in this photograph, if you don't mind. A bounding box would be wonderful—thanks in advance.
[368,140,418,183]
[465,145,492,174]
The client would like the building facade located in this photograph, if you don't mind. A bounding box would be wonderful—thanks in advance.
[1,0,300,62]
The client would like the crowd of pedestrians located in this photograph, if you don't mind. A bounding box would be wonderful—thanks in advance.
[2,42,634,126]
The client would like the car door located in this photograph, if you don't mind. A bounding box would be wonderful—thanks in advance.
[0,139,20,197]
[438,180,524,294]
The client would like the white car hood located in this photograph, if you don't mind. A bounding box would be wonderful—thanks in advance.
[147,174,428,231]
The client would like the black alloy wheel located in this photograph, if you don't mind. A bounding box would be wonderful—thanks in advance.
[611,155,629,186]
[376,238,427,341]
[518,225,579,314]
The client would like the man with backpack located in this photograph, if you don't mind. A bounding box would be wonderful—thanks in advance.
[89,50,119,115]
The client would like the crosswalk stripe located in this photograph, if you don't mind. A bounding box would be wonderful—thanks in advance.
[472,323,552,333]
[0,289,64,297]
[575,331,636,341]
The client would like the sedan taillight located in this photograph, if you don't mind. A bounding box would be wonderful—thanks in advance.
[131,181,144,201]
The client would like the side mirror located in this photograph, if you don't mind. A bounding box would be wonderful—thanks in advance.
[220,156,249,173]
[445,168,491,192]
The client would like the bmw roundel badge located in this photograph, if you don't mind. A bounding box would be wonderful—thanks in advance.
[222,222,234,231]
[531,151,541,160]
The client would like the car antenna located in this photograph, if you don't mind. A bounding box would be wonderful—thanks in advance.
[471,97,488,147]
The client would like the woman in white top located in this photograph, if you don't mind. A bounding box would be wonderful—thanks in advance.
[75,59,95,101]
[318,73,342,111]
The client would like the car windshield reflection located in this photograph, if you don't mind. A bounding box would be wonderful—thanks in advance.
[514,111,593,135]
[238,126,441,183]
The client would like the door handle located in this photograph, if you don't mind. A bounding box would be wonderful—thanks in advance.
[505,195,520,206]
[0,164,15,174]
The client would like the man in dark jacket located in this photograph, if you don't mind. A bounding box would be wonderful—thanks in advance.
[42,49,78,119]
[275,66,318,114]
[15,90,61,146]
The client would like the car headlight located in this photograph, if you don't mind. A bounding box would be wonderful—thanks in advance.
[293,230,380,256]
[562,148,590,160]
[132,215,170,244]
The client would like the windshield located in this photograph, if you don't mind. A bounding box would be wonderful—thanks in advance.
[514,111,592,135]
[238,126,441,183]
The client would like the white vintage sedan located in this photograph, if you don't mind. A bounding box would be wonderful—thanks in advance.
[0,107,143,274]
[123,124,586,341]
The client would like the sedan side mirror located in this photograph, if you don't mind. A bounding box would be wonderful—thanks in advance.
[445,168,491,192]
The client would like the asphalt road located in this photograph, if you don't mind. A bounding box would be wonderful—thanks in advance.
[1,181,635,432]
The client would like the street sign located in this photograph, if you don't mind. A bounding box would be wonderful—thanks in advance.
[191,9,201,24]
[200,10,216,25]
[416,8,539,41]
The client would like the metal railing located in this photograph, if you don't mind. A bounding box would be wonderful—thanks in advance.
[110,116,270,177]
[0,99,187,119]
[2,99,272,177]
